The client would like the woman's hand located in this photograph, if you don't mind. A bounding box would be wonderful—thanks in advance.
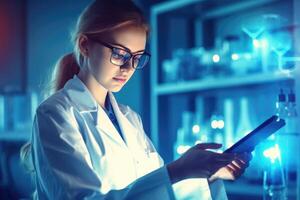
[167,143,235,184]
[208,153,252,182]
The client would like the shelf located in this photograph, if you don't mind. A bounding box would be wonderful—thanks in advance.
[202,0,279,19]
[155,71,295,95]
[0,130,31,142]
[150,0,300,198]
[151,0,278,16]
[152,0,202,15]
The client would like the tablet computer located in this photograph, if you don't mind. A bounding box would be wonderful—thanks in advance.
[224,115,285,153]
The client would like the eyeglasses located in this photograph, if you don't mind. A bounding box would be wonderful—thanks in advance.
[87,37,151,69]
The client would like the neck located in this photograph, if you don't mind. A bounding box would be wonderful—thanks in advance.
[77,69,107,109]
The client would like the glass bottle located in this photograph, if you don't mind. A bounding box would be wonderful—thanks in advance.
[284,89,298,188]
[276,89,288,119]
[236,96,253,140]
[263,146,287,200]
[224,98,234,149]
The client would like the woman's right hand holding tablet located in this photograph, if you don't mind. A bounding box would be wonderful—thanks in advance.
[166,143,251,184]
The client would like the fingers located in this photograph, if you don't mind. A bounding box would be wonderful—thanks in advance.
[230,160,242,170]
[227,162,240,171]
[231,159,249,170]
[226,165,244,178]
[235,152,253,164]
[213,154,236,169]
[195,143,222,150]
[237,159,249,168]
[226,158,249,179]
[220,152,236,159]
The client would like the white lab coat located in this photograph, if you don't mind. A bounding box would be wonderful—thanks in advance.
[31,75,228,200]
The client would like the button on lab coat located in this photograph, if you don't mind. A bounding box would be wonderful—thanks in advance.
[31,75,228,200]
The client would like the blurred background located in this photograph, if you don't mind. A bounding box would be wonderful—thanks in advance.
[0,0,299,199]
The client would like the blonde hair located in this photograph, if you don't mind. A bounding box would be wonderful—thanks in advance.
[48,0,149,95]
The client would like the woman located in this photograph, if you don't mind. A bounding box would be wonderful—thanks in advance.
[28,0,251,199]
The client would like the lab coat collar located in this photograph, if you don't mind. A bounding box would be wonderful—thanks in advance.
[64,75,138,148]
[108,92,138,137]
[63,75,98,113]
[97,92,139,148]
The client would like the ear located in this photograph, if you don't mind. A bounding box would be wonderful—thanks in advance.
[78,34,90,57]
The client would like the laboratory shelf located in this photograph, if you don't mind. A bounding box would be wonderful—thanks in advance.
[0,130,31,142]
[150,0,300,199]
[152,0,279,16]
[155,71,295,95]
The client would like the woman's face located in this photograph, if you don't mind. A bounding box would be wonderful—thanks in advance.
[83,25,147,92]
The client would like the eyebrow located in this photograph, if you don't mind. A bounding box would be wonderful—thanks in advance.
[110,42,145,54]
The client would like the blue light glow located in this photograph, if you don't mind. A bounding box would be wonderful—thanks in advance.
[218,120,225,129]
[211,120,224,129]
[192,124,200,134]
[212,54,220,63]
[231,53,239,61]
[211,120,218,129]
[200,134,208,142]
[263,144,281,164]
[253,39,260,48]
[260,38,269,49]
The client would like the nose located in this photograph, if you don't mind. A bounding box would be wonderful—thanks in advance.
[120,58,134,70]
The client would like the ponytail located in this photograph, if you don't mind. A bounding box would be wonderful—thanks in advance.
[41,53,80,99]
[53,53,80,92]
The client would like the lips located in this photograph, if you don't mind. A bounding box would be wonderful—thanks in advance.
[113,77,127,83]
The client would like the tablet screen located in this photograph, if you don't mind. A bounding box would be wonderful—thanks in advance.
[224,115,285,153]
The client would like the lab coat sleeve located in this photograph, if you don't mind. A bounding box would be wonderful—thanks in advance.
[32,103,176,200]
[208,179,228,200]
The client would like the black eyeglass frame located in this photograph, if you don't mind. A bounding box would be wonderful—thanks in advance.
[87,36,151,69]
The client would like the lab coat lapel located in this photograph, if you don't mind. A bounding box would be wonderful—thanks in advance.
[96,105,127,148]
[64,75,128,148]
[108,92,140,149]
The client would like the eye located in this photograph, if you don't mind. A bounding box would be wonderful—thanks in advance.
[112,48,129,60]
[112,52,124,60]
[112,50,124,59]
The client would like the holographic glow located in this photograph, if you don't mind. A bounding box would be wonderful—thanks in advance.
[253,39,260,48]
[192,124,200,134]
[244,53,252,60]
[211,120,218,129]
[200,134,208,142]
[263,144,281,164]
[218,120,225,129]
[260,38,269,49]
[211,120,224,129]
[252,38,269,49]
[212,54,220,63]
[231,53,239,61]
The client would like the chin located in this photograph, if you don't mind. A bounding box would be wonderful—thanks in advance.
[109,86,123,93]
